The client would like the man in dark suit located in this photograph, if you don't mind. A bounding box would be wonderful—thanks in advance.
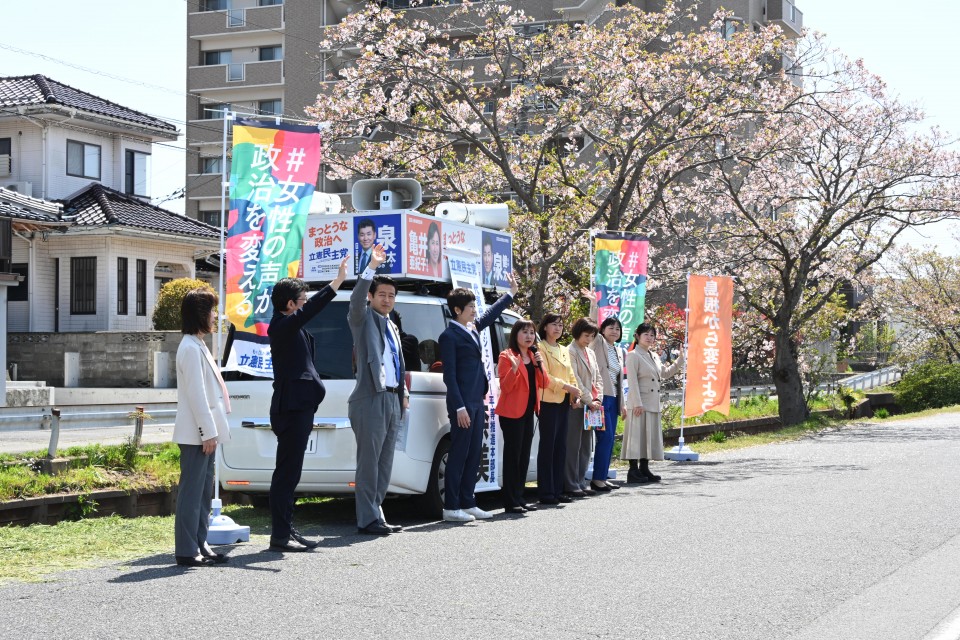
[438,272,518,523]
[267,256,349,552]
[348,244,410,535]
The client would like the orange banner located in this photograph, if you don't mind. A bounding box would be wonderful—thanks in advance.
[683,275,734,418]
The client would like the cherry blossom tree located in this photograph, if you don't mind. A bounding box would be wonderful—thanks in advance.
[308,0,789,318]
[664,40,960,425]
[871,245,960,365]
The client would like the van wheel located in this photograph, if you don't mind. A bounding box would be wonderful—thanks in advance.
[421,438,449,519]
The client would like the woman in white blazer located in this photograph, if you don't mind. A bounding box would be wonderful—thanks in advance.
[622,323,684,483]
[173,288,231,567]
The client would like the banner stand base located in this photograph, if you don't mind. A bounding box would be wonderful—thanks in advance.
[664,437,699,462]
[206,499,251,545]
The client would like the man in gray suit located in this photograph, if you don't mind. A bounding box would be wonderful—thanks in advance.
[348,243,409,535]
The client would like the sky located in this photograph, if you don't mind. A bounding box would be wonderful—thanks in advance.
[1,0,958,249]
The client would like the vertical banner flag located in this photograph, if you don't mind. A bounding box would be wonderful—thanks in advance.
[593,233,649,342]
[683,274,734,418]
[447,247,501,491]
[224,119,322,377]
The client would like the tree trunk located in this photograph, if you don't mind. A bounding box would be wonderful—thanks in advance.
[772,330,809,426]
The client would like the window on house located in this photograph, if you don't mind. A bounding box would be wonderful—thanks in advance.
[199,211,222,227]
[201,0,229,10]
[117,257,128,315]
[70,257,97,315]
[259,0,283,6]
[9,263,27,302]
[259,99,282,116]
[136,259,147,316]
[201,102,231,119]
[0,138,11,177]
[66,140,101,180]
[203,50,232,66]
[124,150,150,197]
[259,46,283,61]
[201,157,223,174]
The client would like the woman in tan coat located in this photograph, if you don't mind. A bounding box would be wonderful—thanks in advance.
[623,323,684,483]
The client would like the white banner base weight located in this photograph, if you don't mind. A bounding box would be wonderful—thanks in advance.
[664,445,700,462]
[206,499,251,545]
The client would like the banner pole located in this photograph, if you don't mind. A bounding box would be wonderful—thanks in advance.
[664,271,699,461]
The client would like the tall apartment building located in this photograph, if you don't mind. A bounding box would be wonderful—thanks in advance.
[185,0,802,223]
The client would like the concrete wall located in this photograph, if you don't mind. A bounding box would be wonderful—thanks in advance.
[7,331,213,388]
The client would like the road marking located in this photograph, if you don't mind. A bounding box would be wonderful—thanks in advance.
[923,602,960,640]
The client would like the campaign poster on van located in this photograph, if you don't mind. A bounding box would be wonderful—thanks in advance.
[447,247,501,490]
[482,231,512,288]
[354,214,402,276]
[405,214,444,280]
[302,218,350,281]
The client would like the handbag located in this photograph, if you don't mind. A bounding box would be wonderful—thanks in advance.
[584,405,604,431]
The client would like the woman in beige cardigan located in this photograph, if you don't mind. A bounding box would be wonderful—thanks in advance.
[623,323,684,483]
[565,317,604,498]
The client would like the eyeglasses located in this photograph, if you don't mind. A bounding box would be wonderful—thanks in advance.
[296,296,307,303]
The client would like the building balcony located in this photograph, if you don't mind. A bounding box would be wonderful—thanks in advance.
[188,4,283,38]
[766,0,803,38]
[188,59,284,91]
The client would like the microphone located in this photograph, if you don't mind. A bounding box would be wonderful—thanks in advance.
[529,344,543,370]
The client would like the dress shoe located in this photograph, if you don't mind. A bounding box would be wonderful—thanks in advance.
[504,506,527,514]
[443,508,476,523]
[357,521,392,535]
[269,538,313,552]
[539,496,560,505]
[520,503,538,511]
[605,481,621,490]
[290,528,321,549]
[626,468,646,484]
[379,520,403,533]
[463,506,493,520]
[565,490,587,499]
[590,482,611,493]
[200,544,229,563]
[175,555,215,567]
[557,494,573,503]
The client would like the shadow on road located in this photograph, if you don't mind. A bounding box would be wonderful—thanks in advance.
[108,551,284,583]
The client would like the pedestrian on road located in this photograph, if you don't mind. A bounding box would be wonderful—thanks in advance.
[173,288,231,567]
[535,314,582,506]
[496,320,550,514]
[267,256,349,552]
[437,274,517,523]
[348,244,409,535]
[587,292,626,492]
[565,318,603,498]
[623,323,684,483]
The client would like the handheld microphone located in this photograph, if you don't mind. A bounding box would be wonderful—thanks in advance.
[529,344,543,369]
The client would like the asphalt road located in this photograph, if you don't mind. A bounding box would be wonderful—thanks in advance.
[4,412,960,640]
[0,423,172,454]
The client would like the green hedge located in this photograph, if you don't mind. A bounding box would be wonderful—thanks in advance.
[895,362,960,412]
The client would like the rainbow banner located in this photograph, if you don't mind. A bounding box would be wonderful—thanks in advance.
[593,232,649,343]
[224,120,322,377]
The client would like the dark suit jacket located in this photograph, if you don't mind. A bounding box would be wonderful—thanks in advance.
[438,292,513,417]
[268,285,337,422]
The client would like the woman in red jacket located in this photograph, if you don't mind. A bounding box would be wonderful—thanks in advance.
[496,319,551,514]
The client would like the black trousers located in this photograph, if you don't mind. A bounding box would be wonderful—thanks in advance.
[499,409,536,509]
[270,408,315,542]
[537,398,569,500]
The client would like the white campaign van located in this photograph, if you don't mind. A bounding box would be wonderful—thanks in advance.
[217,179,534,516]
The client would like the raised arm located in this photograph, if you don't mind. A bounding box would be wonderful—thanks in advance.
[474,271,518,332]
[349,244,385,328]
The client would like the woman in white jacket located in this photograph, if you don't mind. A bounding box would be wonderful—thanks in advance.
[622,323,684,484]
[173,288,231,567]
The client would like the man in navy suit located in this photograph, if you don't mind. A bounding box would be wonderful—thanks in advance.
[267,256,348,552]
[437,272,517,522]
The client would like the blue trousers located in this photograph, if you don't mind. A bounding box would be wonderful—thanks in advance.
[444,404,486,510]
[593,395,619,481]
[537,399,569,499]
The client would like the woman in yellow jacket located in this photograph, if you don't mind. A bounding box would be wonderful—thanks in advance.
[535,314,582,505]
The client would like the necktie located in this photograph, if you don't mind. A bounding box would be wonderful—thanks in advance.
[359,251,370,273]
[385,322,402,382]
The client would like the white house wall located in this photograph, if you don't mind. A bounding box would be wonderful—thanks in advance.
[0,121,44,196]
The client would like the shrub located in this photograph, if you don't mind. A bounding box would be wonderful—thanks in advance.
[874,408,890,419]
[710,430,727,443]
[152,278,214,330]
[895,361,960,413]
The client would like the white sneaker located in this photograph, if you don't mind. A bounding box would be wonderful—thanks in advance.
[463,506,493,520]
[442,509,476,523]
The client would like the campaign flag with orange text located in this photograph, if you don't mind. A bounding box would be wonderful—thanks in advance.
[223,119,322,377]
[683,274,734,418]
